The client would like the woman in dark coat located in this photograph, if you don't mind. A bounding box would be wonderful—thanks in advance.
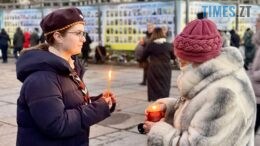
[13,27,24,59]
[0,28,10,63]
[16,7,116,146]
[141,27,172,101]
[81,32,92,64]
[230,29,240,48]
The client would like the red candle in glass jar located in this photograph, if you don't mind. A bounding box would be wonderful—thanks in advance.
[146,104,164,122]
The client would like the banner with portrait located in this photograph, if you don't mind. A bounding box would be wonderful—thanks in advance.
[78,6,99,43]
[101,2,174,51]
[0,10,3,30]
[42,7,99,42]
[3,9,42,39]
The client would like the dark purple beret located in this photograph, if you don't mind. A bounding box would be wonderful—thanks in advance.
[40,7,85,36]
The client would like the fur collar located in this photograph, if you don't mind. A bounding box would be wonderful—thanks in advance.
[177,47,244,98]
[153,38,166,44]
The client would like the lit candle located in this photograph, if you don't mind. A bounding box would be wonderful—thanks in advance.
[146,104,164,122]
[107,69,112,95]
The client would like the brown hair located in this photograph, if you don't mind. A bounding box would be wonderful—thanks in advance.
[150,27,165,42]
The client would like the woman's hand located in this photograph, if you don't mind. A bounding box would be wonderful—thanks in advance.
[101,90,116,109]
[143,121,155,134]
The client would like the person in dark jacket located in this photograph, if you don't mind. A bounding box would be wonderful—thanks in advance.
[94,44,106,64]
[13,27,24,59]
[81,32,92,64]
[230,29,240,48]
[39,32,45,43]
[0,28,10,63]
[16,7,116,146]
[30,27,40,47]
[139,23,154,86]
[243,28,255,70]
[141,27,172,101]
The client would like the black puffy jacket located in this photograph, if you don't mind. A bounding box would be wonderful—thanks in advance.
[16,50,110,146]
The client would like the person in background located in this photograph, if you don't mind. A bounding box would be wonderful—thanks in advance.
[230,29,240,48]
[141,27,173,102]
[143,19,256,146]
[13,27,24,59]
[162,25,172,43]
[197,11,206,19]
[23,31,30,49]
[30,28,40,47]
[81,32,92,65]
[139,23,155,86]
[243,28,256,70]
[219,29,229,47]
[39,32,45,43]
[251,15,260,134]
[94,44,106,64]
[0,28,10,63]
[16,7,116,146]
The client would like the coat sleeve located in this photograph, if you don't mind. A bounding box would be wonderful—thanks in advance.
[155,97,177,123]
[140,43,151,62]
[148,88,254,146]
[24,73,110,138]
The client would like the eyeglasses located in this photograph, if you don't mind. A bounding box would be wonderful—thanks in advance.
[67,31,86,38]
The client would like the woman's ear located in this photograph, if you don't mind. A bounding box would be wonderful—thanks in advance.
[53,32,64,44]
[177,58,190,68]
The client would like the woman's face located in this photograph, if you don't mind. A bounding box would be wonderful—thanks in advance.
[61,23,86,55]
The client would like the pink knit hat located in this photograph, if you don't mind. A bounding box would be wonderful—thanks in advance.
[173,19,222,63]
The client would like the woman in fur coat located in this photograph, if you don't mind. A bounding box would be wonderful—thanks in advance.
[143,19,256,146]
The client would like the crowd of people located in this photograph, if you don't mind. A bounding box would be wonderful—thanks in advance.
[0,6,258,146]
[0,27,41,63]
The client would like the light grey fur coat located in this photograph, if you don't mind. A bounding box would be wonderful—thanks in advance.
[148,47,256,146]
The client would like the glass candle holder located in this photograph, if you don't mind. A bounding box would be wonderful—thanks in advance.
[146,104,164,122]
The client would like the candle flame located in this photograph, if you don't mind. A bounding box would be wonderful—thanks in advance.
[108,70,112,80]
[152,105,157,110]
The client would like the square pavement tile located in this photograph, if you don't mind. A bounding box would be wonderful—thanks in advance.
[0,104,16,118]
[123,102,150,115]
[0,117,17,126]
[0,88,20,97]
[0,93,19,104]
[99,112,144,130]
[0,123,17,136]
[0,102,7,106]
[90,125,118,138]
[0,132,16,146]
[89,131,147,146]
[115,97,147,110]
[120,91,147,101]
